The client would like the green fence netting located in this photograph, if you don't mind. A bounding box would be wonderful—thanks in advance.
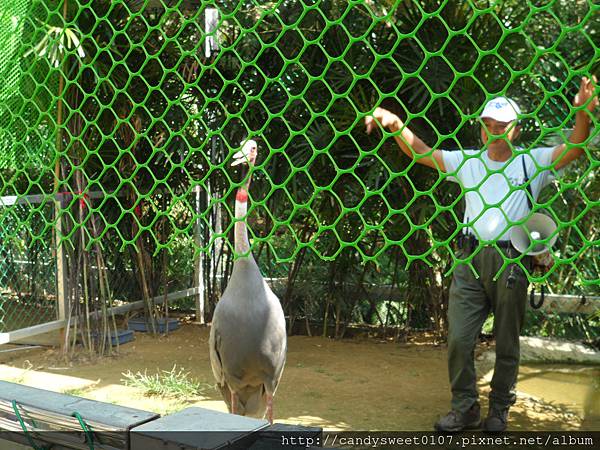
[0,0,598,338]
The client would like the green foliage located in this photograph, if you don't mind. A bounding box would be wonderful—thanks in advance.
[523,310,600,341]
[121,365,209,398]
[482,315,494,335]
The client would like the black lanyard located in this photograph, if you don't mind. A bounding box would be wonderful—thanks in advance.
[521,154,533,211]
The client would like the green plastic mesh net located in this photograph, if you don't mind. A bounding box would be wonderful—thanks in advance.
[0,0,598,333]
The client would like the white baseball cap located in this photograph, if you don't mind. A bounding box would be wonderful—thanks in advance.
[480,97,521,122]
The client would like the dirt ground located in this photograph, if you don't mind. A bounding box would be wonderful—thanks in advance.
[0,324,596,431]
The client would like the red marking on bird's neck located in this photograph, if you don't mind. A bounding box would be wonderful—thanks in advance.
[236,189,248,203]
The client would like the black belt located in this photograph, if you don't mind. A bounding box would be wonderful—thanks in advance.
[457,234,512,250]
[488,240,512,249]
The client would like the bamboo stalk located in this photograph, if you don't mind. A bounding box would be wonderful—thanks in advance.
[95,248,110,355]
[161,213,169,336]
[69,227,83,359]
[135,239,157,335]
[82,243,92,356]
[102,252,120,354]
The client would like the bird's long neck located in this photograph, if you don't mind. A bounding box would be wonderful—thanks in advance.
[234,172,253,257]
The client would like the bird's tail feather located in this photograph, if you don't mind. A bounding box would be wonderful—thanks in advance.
[220,383,267,419]
[238,385,267,418]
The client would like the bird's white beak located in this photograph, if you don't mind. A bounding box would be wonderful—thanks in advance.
[231,151,246,166]
[231,140,258,166]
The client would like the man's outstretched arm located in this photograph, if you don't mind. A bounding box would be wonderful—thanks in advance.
[552,76,598,170]
[365,107,446,172]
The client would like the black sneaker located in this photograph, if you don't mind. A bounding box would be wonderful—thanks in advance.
[434,403,481,432]
[483,406,509,432]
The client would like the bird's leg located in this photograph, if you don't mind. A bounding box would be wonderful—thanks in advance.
[266,394,274,424]
[231,391,237,415]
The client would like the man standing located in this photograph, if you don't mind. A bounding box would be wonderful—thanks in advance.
[365,77,598,432]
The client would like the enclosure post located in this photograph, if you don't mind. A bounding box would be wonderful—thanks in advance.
[204,7,220,58]
[55,198,68,327]
[53,0,69,350]
[194,185,205,324]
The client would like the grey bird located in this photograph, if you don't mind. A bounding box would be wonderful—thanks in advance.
[208,140,287,424]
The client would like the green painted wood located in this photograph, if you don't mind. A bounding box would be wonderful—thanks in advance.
[0,381,158,429]
[0,380,159,449]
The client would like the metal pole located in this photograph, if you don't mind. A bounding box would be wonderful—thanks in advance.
[212,137,224,294]
[194,185,205,324]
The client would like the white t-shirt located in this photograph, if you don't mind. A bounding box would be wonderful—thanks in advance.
[441,147,559,241]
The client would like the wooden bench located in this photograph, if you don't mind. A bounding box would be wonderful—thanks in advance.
[0,380,158,450]
[0,381,329,449]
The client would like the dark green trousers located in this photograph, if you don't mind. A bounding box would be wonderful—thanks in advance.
[447,246,531,413]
